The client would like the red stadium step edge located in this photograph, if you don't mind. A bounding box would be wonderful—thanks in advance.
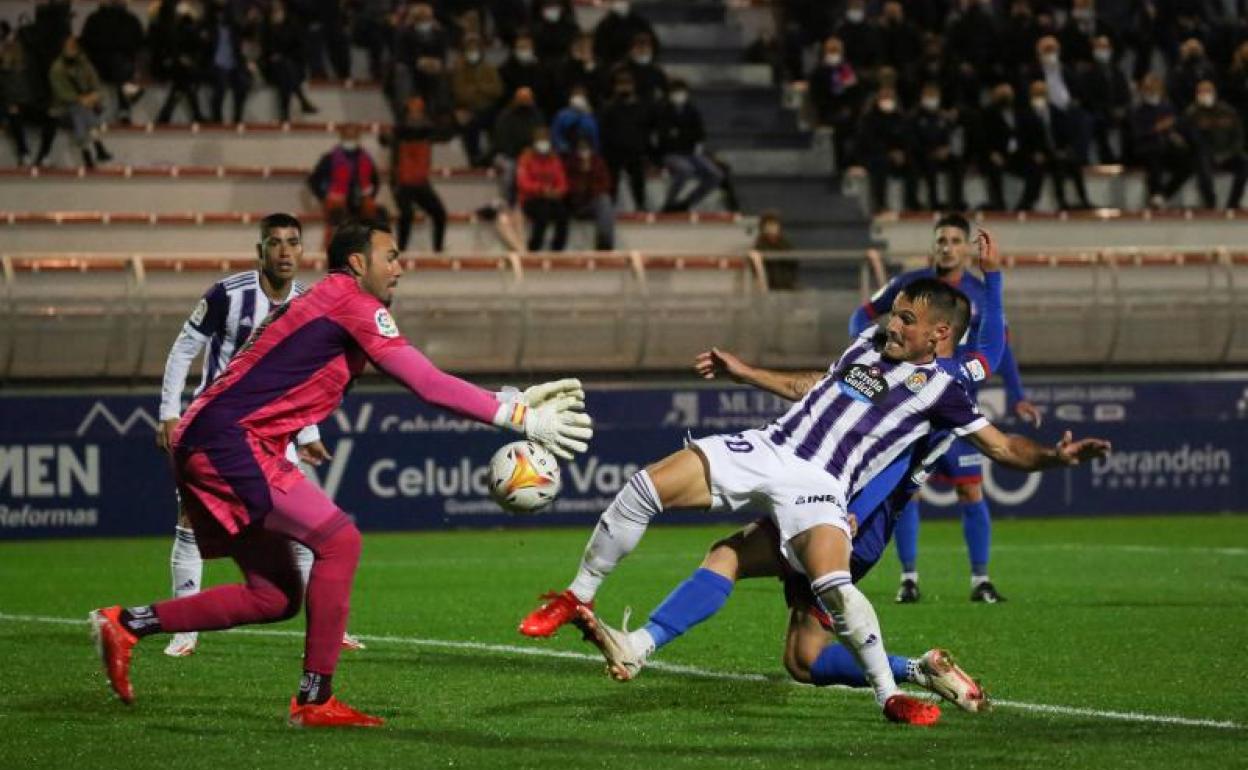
[0,165,495,181]
[0,211,742,227]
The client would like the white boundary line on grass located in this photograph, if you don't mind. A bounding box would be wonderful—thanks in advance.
[2,611,1241,731]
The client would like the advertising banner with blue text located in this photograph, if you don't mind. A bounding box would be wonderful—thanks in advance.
[2,377,1245,540]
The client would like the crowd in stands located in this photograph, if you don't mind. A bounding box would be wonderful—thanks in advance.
[775,0,1248,211]
[0,0,742,252]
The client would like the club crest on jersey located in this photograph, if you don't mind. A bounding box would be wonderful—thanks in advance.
[374,308,399,338]
[837,363,889,404]
[904,371,929,393]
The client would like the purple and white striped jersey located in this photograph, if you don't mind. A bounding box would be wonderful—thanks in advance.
[765,329,989,501]
[159,270,308,421]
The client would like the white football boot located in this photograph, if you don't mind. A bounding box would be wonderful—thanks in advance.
[913,648,990,712]
[575,606,648,682]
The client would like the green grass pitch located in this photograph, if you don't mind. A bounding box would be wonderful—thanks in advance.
[1,514,1245,769]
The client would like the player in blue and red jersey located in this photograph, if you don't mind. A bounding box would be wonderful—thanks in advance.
[89,221,593,727]
[849,213,1041,603]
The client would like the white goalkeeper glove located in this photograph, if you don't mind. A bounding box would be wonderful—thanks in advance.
[493,395,593,460]
[497,378,586,411]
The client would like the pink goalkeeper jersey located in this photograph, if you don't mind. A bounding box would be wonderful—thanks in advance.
[174,272,407,455]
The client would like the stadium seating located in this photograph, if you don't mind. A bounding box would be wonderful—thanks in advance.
[0,210,750,253]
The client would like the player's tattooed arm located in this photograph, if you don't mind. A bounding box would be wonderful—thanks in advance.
[694,347,823,401]
[966,424,1111,471]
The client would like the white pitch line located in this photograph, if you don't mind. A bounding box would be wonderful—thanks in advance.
[1,611,1239,731]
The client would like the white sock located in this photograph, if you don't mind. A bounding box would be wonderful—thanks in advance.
[971,574,990,588]
[901,571,919,583]
[906,657,929,687]
[567,471,662,603]
[292,541,316,588]
[812,571,899,706]
[170,526,202,599]
[627,627,656,658]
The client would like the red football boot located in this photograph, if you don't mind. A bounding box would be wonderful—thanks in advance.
[288,696,384,728]
[883,693,942,725]
[518,590,592,638]
[89,606,138,705]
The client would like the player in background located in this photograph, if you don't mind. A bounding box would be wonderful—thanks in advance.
[92,221,593,726]
[849,213,1040,604]
[576,230,1025,704]
[156,213,364,657]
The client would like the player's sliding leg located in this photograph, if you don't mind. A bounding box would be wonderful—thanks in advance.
[576,523,769,680]
[893,496,921,603]
[164,508,202,657]
[521,449,708,637]
[957,481,1005,603]
[292,541,367,651]
[793,523,940,725]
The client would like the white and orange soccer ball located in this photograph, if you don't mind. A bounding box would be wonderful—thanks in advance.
[488,440,562,513]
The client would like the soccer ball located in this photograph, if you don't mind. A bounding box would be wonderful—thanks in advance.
[488,440,561,513]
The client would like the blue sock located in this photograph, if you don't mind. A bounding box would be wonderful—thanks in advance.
[809,644,912,687]
[961,499,992,576]
[642,568,733,650]
[894,498,920,573]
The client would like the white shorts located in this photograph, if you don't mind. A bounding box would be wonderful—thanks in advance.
[691,428,852,573]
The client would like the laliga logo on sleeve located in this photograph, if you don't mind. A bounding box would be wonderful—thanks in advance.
[374,308,399,338]
[189,298,208,325]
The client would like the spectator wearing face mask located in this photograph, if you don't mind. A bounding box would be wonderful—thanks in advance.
[204,0,251,125]
[1078,34,1129,163]
[1167,37,1218,113]
[599,70,652,211]
[501,32,542,102]
[975,82,1023,211]
[48,36,114,168]
[551,84,599,154]
[1015,79,1092,211]
[450,34,503,166]
[1000,1,1041,76]
[1020,35,1095,165]
[558,32,603,108]
[853,86,918,213]
[834,0,882,69]
[1058,0,1119,68]
[1129,74,1191,208]
[383,97,449,253]
[392,3,449,120]
[562,135,615,250]
[493,87,547,204]
[308,124,384,247]
[532,0,579,63]
[653,79,722,212]
[517,125,570,251]
[808,36,862,178]
[593,0,657,68]
[909,82,966,210]
[621,33,667,106]
[1178,80,1248,209]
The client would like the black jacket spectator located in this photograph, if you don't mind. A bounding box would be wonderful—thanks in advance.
[652,96,703,158]
[854,94,918,211]
[909,95,966,209]
[878,3,922,78]
[1167,42,1219,112]
[1078,48,1131,162]
[599,82,652,209]
[834,6,882,69]
[79,0,144,103]
[593,5,657,67]
[976,92,1023,210]
[1015,99,1092,209]
[532,1,579,63]
[946,2,1001,83]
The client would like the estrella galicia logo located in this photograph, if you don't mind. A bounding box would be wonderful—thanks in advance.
[795,494,839,505]
[837,364,889,404]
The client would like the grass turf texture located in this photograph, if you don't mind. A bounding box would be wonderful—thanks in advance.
[1,514,1244,769]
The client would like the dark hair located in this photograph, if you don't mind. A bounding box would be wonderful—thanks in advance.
[933,212,971,235]
[669,77,689,92]
[327,220,392,273]
[898,277,970,333]
[259,212,302,241]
